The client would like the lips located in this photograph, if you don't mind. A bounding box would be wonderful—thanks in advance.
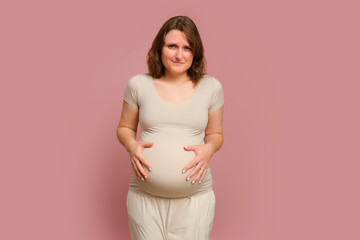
[172,61,184,64]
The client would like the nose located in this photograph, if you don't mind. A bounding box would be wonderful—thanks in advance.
[175,48,183,60]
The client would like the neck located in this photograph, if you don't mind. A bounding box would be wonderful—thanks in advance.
[162,72,190,84]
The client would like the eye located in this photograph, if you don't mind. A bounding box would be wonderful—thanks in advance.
[168,44,176,48]
[185,46,192,51]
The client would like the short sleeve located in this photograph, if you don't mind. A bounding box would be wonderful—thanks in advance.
[209,77,224,112]
[123,75,139,109]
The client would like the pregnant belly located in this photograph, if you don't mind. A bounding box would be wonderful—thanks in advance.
[134,138,211,198]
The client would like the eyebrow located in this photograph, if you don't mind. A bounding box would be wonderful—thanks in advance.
[166,42,191,48]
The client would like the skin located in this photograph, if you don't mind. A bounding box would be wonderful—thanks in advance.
[117,29,224,183]
[160,29,194,82]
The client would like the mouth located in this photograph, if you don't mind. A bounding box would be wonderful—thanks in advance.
[172,61,184,64]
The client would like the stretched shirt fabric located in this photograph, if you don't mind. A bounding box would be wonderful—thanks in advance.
[123,73,224,198]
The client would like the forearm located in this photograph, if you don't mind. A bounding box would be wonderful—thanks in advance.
[204,133,223,158]
[117,127,137,153]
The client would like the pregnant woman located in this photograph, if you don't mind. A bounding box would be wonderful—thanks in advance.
[117,16,224,240]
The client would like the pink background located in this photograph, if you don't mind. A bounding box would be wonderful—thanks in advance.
[1,0,359,239]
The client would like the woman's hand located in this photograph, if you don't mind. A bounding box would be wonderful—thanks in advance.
[182,144,214,184]
[128,141,153,181]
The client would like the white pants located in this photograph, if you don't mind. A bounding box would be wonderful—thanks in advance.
[127,190,216,240]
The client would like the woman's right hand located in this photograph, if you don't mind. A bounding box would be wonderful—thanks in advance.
[129,141,154,181]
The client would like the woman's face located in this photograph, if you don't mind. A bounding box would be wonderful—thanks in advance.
[161,29,194,77]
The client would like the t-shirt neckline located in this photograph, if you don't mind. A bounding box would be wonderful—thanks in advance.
[149,75,202,105]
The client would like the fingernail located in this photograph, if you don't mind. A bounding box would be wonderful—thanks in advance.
[186,177,190,181]
[198,180,202,184]
[184,145,187,148]
[144,175,148,179]
[141,178,144,181]
[182,169,186,174]
[191,180,195,184]
[149,168,152,171]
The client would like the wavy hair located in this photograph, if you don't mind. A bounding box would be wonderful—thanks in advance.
[146,16,206,83]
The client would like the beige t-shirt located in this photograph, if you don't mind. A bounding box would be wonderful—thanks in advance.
[123,73,224,198]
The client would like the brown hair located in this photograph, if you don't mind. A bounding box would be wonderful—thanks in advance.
[146,16,206,84]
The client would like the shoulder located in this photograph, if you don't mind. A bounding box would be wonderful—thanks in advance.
[127,73,151,88]
[128,73,151,83]
[201,74,223,89]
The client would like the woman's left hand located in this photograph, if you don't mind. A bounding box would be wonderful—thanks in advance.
[182,144,214,184]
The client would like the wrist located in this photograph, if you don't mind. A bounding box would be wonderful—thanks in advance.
[126,139,137,153]
[204,143,215,158]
